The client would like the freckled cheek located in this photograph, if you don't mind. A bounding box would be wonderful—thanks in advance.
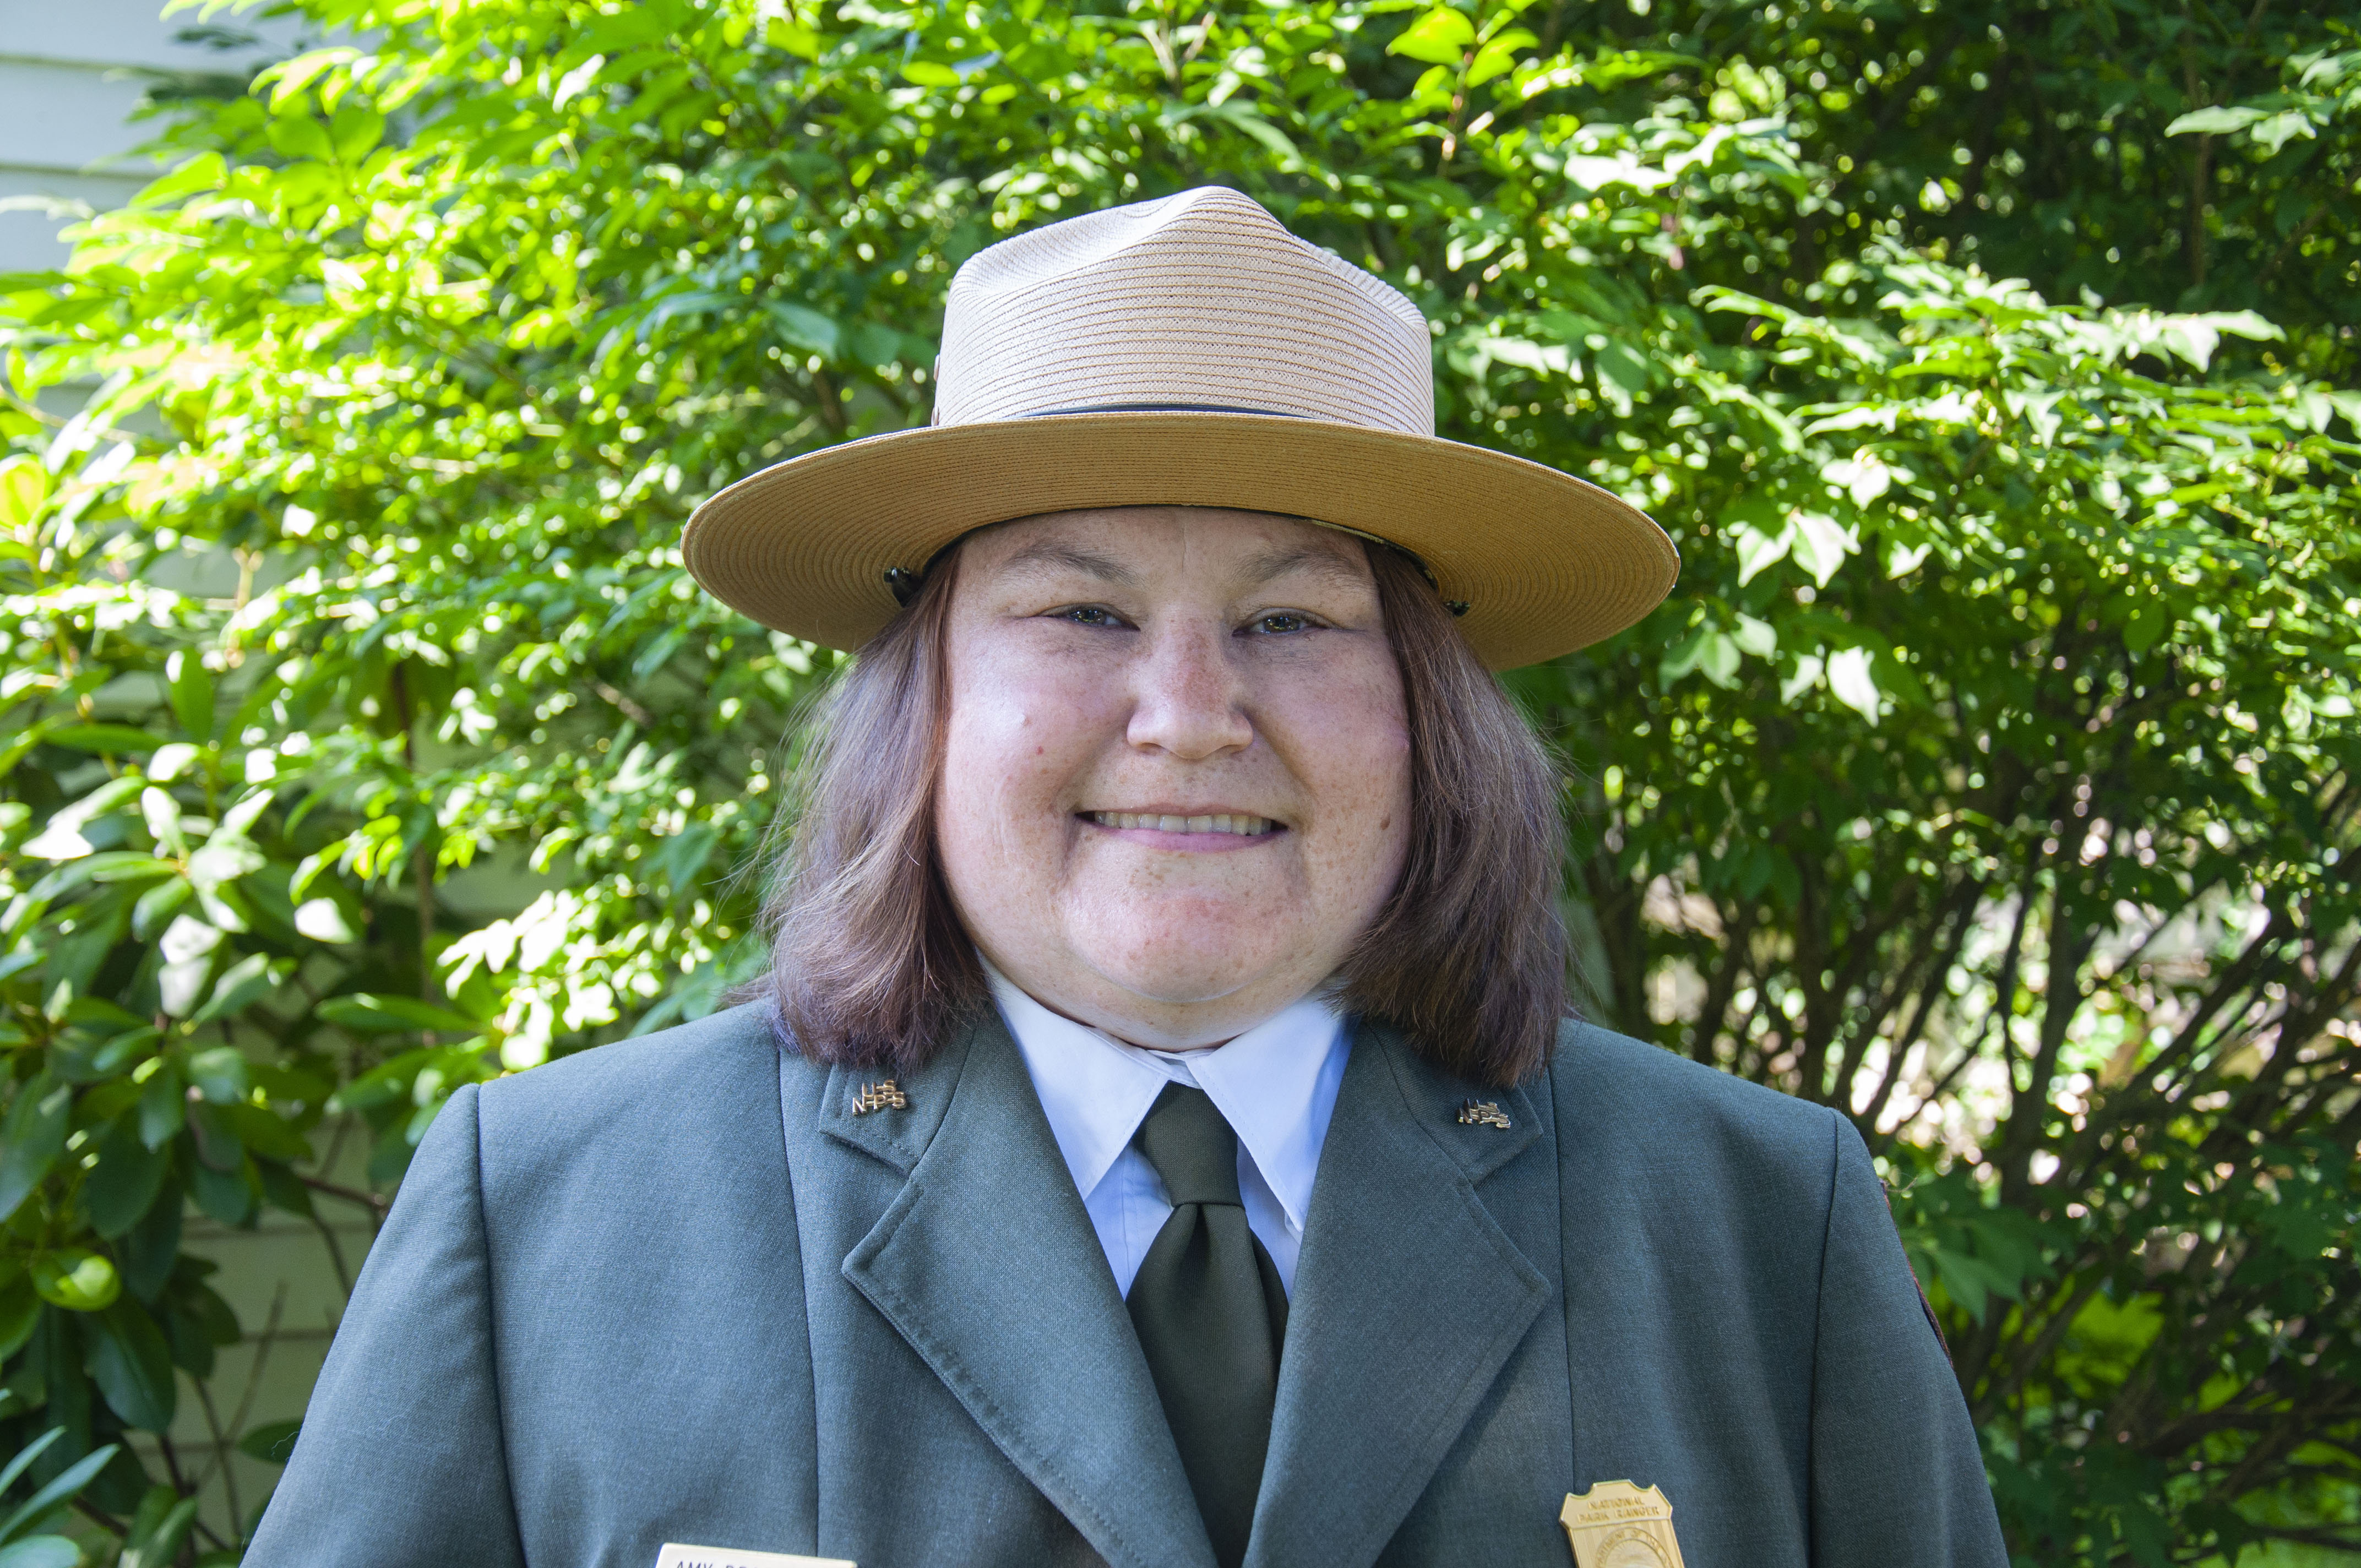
[1301,718,1412,884]
[947,675,1124,824]
[1275,669,1411,809]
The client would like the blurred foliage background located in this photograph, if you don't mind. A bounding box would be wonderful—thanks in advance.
[0,0,2355,1560]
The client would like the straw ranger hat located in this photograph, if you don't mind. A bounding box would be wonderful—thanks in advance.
[682,187,1677,670]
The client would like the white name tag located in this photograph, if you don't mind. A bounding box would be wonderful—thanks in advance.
[653,1545,854,1568]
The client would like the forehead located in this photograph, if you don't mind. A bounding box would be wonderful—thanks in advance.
[959,507,1374,592]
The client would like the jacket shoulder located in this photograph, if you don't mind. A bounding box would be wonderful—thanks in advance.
[1546,1017,1841,1184]
[471,1001,804,1189]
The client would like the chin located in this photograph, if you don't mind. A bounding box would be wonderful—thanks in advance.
[1076,923,1299,1009]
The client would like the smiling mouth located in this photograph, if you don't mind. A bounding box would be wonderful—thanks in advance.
[1082,811,1280,837]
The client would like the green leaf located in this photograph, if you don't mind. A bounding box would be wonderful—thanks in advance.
[0,1440,117,1546]
[2164,105,2267,136]
[0,1277,37,1362]
[236,1418,302,1466]
[292,895,360,941]
[328,1047,434,1114]
[0,1427,63,1512]
[1389,8,1475,64]
[0,1534,80,1568]
[1591,339,1652,397]
[901,59,962,87]
[184,837,265,894]
[88,1301,177,1431]
[1731,613,1777,658]
[654,823,720,895]
[186,1102,242,1174]
[1826,646,1881,723]
[121,1488,199,1568]
[329,105,385,165]
[217,1104,311,1164]
[0,1075,70,1222]
[85,853,176,885]
[83,1119,168,1240]
[185,1157,253,1227]
[315,993,482,1036]
[145,742,201,782]
[43,725,163,755]
[128,150,226,209]
[135,1068,185,1151]
[1465,29,1536,87]
[186,954,281,1027]
[130,878,193,941]
[166,651,214,743]
[0,457,47,532]
[266,114,335,165]
[765,301,840,357]
[119,1182,181,1302]
[184,1046,250,1104]
[1789,511,1859,587]
[764,19,822,58]
[1661,626,1740,688]
[30,1250,119,1313]
[1733,520,1794,585]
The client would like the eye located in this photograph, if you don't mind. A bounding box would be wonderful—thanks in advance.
[1054,605,1125,628]
[1244,611,1318,636]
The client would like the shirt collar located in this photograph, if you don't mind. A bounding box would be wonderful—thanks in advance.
[985,960,1349,1233]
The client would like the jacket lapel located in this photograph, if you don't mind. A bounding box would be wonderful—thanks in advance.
[831,1011,1217,1568]
[1244,1022,1554,1568]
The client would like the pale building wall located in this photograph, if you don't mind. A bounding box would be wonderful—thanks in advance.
[0,0,295,271]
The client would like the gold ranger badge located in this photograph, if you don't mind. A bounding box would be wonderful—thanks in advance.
[1560,1480,1687,1568]
[653,1546,852,1568]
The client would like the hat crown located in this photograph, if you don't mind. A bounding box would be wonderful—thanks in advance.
[934,187,1434,435]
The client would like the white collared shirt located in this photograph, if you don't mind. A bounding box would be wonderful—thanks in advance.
[985,961,1351,1298]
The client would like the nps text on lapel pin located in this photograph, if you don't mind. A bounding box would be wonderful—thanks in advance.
[652,1545,853,1568]
[1559,1480,1687,1568]
[849,1078,907,1115]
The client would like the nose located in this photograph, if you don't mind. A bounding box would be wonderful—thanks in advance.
[1126,617,1254,760]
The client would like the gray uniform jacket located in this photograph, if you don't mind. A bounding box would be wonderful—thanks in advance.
[246,1003,2008,1568]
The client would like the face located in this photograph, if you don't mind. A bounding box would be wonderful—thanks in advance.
[935,507,1413,1050]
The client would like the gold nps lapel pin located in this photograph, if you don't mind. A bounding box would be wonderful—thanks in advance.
[1457,1098,1512,1129]
[1560,1480,1687,1568]
[850,1078,907,1115]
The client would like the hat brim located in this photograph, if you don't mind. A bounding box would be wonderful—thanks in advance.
[681,412,1679,671]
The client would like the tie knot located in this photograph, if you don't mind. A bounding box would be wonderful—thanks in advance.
[1135,1084,1243,1208]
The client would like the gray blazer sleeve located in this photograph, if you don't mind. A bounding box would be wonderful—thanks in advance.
[1809,1118,2008,1567]
[245,1084,525,1567]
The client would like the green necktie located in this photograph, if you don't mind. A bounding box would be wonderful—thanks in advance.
[1125,1083,1290,1568]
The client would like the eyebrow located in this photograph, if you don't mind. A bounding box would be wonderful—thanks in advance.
[989,535,1371,594]
[1234,542,1372,592]
[995,541,1139,586]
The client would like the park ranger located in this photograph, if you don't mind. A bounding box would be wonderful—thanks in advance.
[248,187,2008,1568]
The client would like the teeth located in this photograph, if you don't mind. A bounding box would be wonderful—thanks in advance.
[1089,811,1275,836]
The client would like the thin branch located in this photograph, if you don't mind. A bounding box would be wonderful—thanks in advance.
[195,1379,243,1544]
[299,1175,390,1217]
[309,1208,355,1300]
[1691,900,1758,1066]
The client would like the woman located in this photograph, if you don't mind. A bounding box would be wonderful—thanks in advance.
[249,188,2006,1568]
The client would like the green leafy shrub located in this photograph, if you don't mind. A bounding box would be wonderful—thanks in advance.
[0,0,2354,1559]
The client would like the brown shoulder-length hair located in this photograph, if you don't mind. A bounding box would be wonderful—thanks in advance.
[756,533,1570,1087]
